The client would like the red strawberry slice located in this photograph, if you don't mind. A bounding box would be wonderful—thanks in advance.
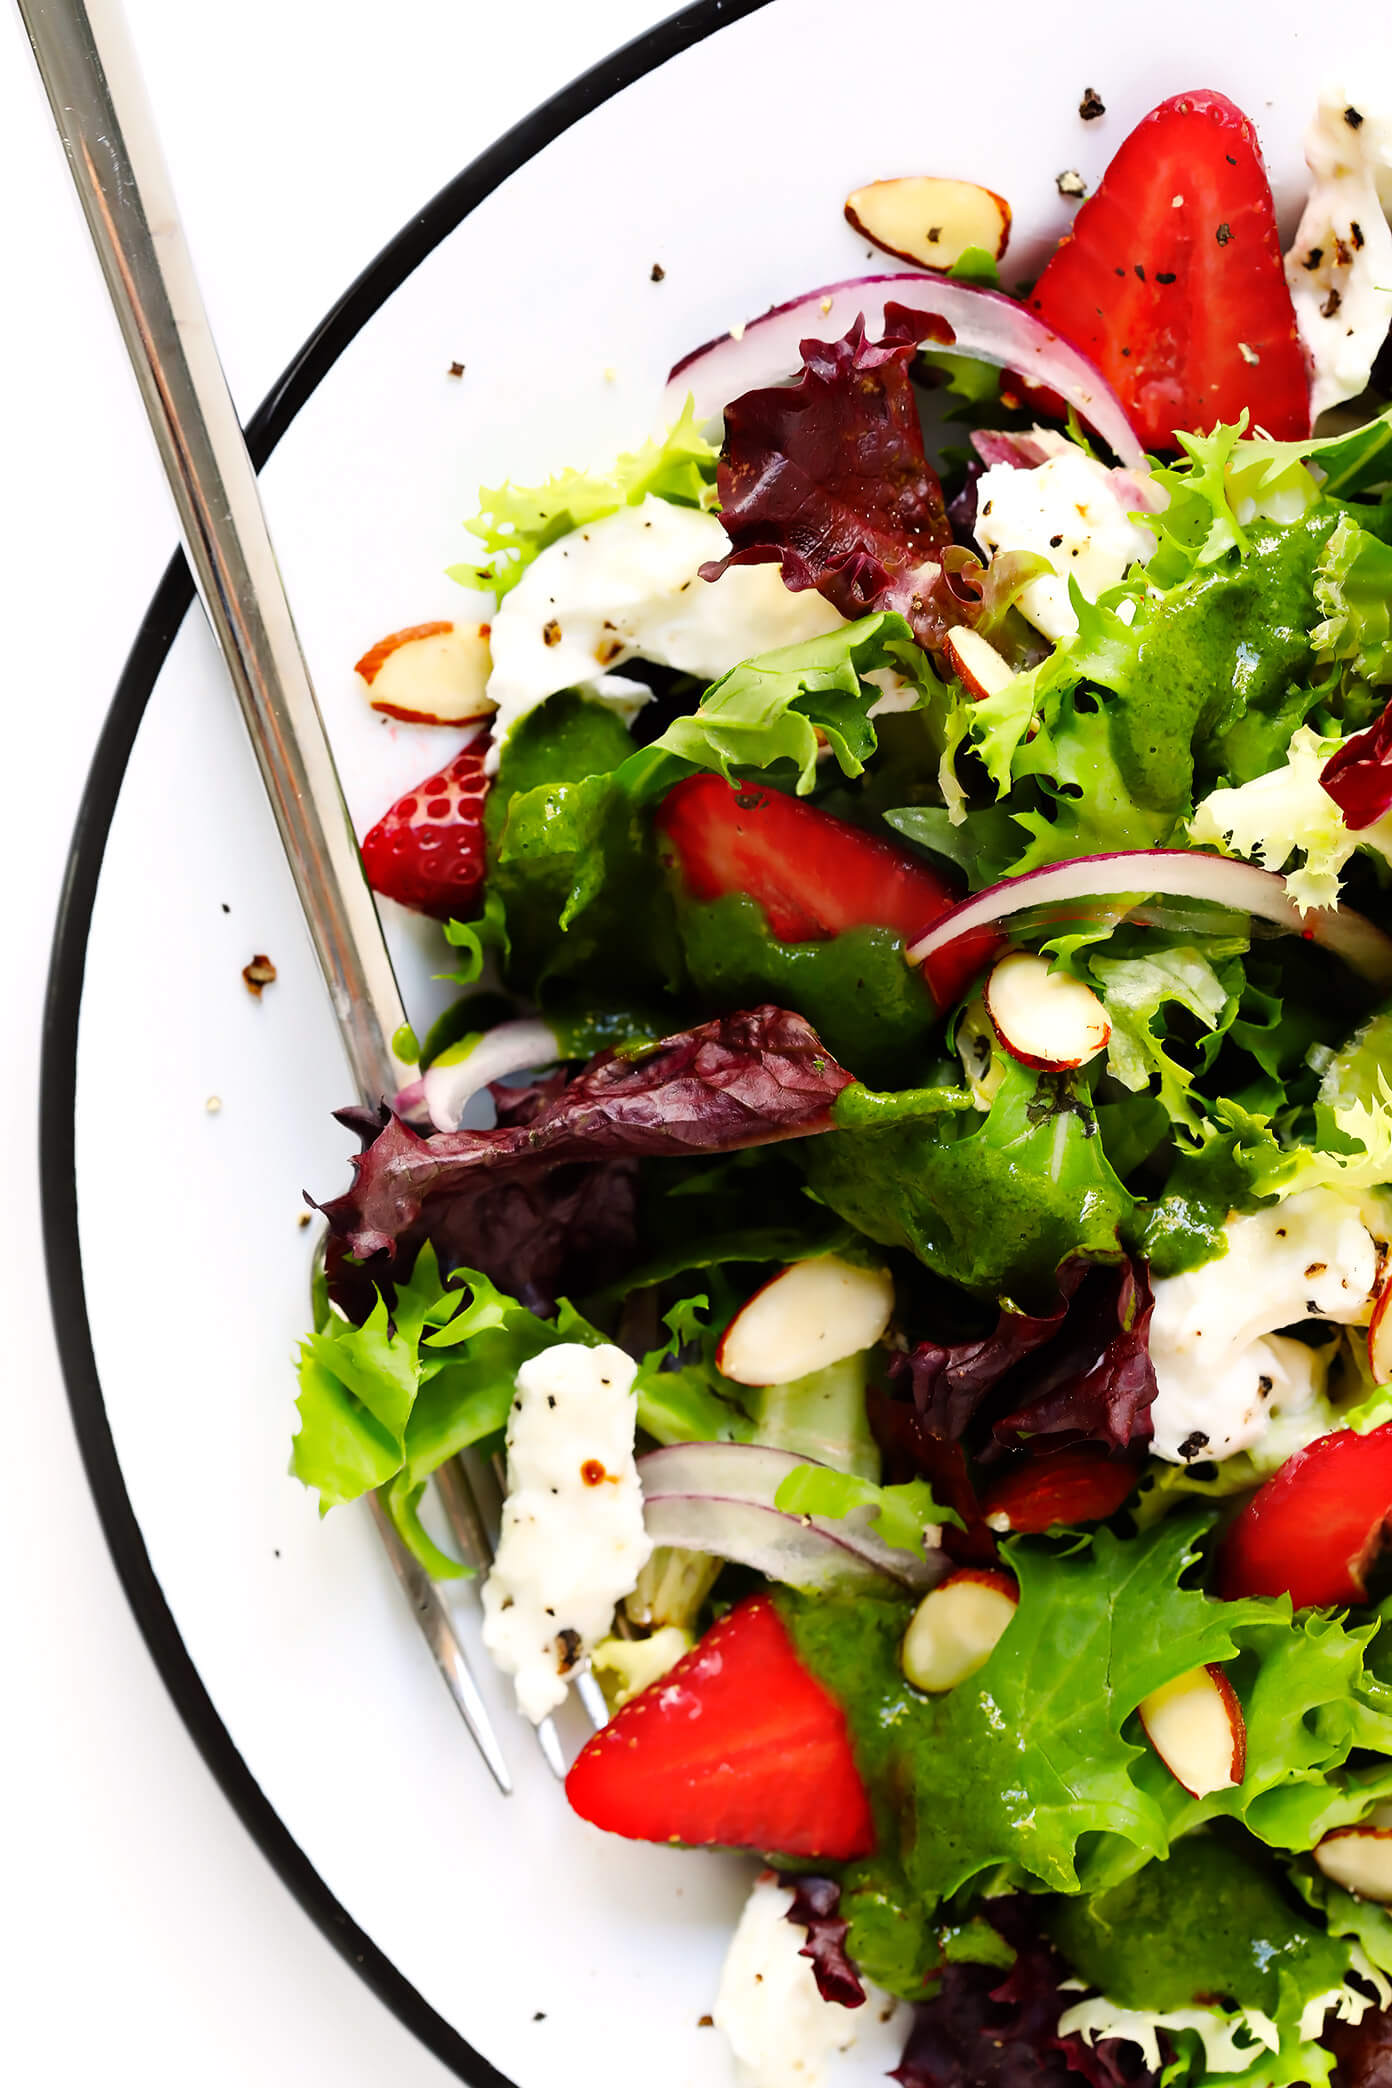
[656,769,961,964]
[1029,90,1309,450]
[565,1594,875,1860]
[979,1448,1141,1534]
[1218,1423,1392,1609]
[360,738,490,921]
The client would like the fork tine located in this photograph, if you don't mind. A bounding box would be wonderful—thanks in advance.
[574,1669,610,1732]
[433,1450,569,1778]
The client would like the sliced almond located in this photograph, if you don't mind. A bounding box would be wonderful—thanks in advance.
[1315,1805,1392,1900]
[945,628,1016,702]
[984,950,1111,1072]
[1139,1665,1246,1799]
[845,177,1011,273]
[355,620,495,725]
[715,1257,894,1388]
[900,1569,1018,1693]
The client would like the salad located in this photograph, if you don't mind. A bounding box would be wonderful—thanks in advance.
[295,81,1392,2088]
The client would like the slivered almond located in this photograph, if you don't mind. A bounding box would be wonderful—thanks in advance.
[355,620,495,725]
[845,177,1011,272]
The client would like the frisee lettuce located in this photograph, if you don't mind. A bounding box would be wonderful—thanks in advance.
[449,399,717,598]
[782,1514,1312,1909]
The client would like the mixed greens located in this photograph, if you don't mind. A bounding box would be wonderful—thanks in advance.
[294,79,1392,2088]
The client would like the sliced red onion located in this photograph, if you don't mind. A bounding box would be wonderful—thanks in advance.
[421,1017,560,1133]
[904,850,1392,995]
[664,273,1145,469]
[637,1442,942,1593]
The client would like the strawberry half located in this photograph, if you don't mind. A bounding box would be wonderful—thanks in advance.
[1218,1422,1392,1609]
[979,1448,1141,1535]
[359,738,490,920]
[565,1594,875,1860]
[1029,90,1309,450]
[656,773,958,949]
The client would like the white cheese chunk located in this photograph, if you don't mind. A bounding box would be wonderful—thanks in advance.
[484,497,844,756]
[972,448,1156,642]
[1285,88,1392,418]
[1148,1190,1380,1464]
[480,1341,650,1722]
[714,1875,900,2088]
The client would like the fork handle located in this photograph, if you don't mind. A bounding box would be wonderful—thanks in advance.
[19,0,408,1102]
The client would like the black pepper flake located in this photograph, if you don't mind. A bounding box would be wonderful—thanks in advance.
[220,902,230,914]
[1049,532,1064,547]
[557,1627,582,1673]
[1178,1430,1211,1461]
[1121,345,1131,357]
[542,618,562,647]
[927,225,943,243]
[1216,221,1233,246]
[1156,270,1177,285]
[1079,85,1106,120]
[1114,265,1126,277]
[1322,286,1343,319]
[1303,246,1325,271]
[650,262,666,282]
[1134,263,1146,281]
[447,360,465,378]
[533,2012,547,2023]
[1346,105,1365,129]
[1352,221,1366,250]
[1258,1375,1274,1397]
[1056,169,1088,199]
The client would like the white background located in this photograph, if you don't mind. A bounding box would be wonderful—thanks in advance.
[3,2,664,2079]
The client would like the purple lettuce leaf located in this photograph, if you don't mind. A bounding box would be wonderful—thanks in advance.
[889,1256,1157,1459]
[1322,699,1392,831]
[1327,1999,1392,2087]
[893,1900,1160,2088]
[317,1006,854,1317]
[701,316,959,648]
[784,1877,867,2009]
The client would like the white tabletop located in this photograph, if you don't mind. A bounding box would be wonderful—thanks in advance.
[4,2,665,2078]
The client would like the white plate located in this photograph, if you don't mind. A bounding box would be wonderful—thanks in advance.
[42,1,1390,2079]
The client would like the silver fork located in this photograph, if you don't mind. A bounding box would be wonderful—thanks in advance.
[21,0,519,1790]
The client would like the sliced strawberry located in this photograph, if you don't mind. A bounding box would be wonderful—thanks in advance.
[1029,90,1309,450]
[656,770,958,954]
[565,1594,875,1859]
[1218,1423,1392,1609]
[979,1448,1141,1534]
[359,739,490,921]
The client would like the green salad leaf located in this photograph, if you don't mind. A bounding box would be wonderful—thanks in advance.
[781,1515,1279,1910]
[1052,1835,1387,2088]
[449,399,717,597]
[293,1253,611,1572]
[800,1058,1132,1308]
[1313,510,1392,687]
[650,612,935,794]
[772,1464,960,1543]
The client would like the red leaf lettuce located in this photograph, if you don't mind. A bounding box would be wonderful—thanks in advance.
[701,313,966,648]
[892,1900,1160,2088]
[1322,698,1392,831]
[318,1006,854,1317]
